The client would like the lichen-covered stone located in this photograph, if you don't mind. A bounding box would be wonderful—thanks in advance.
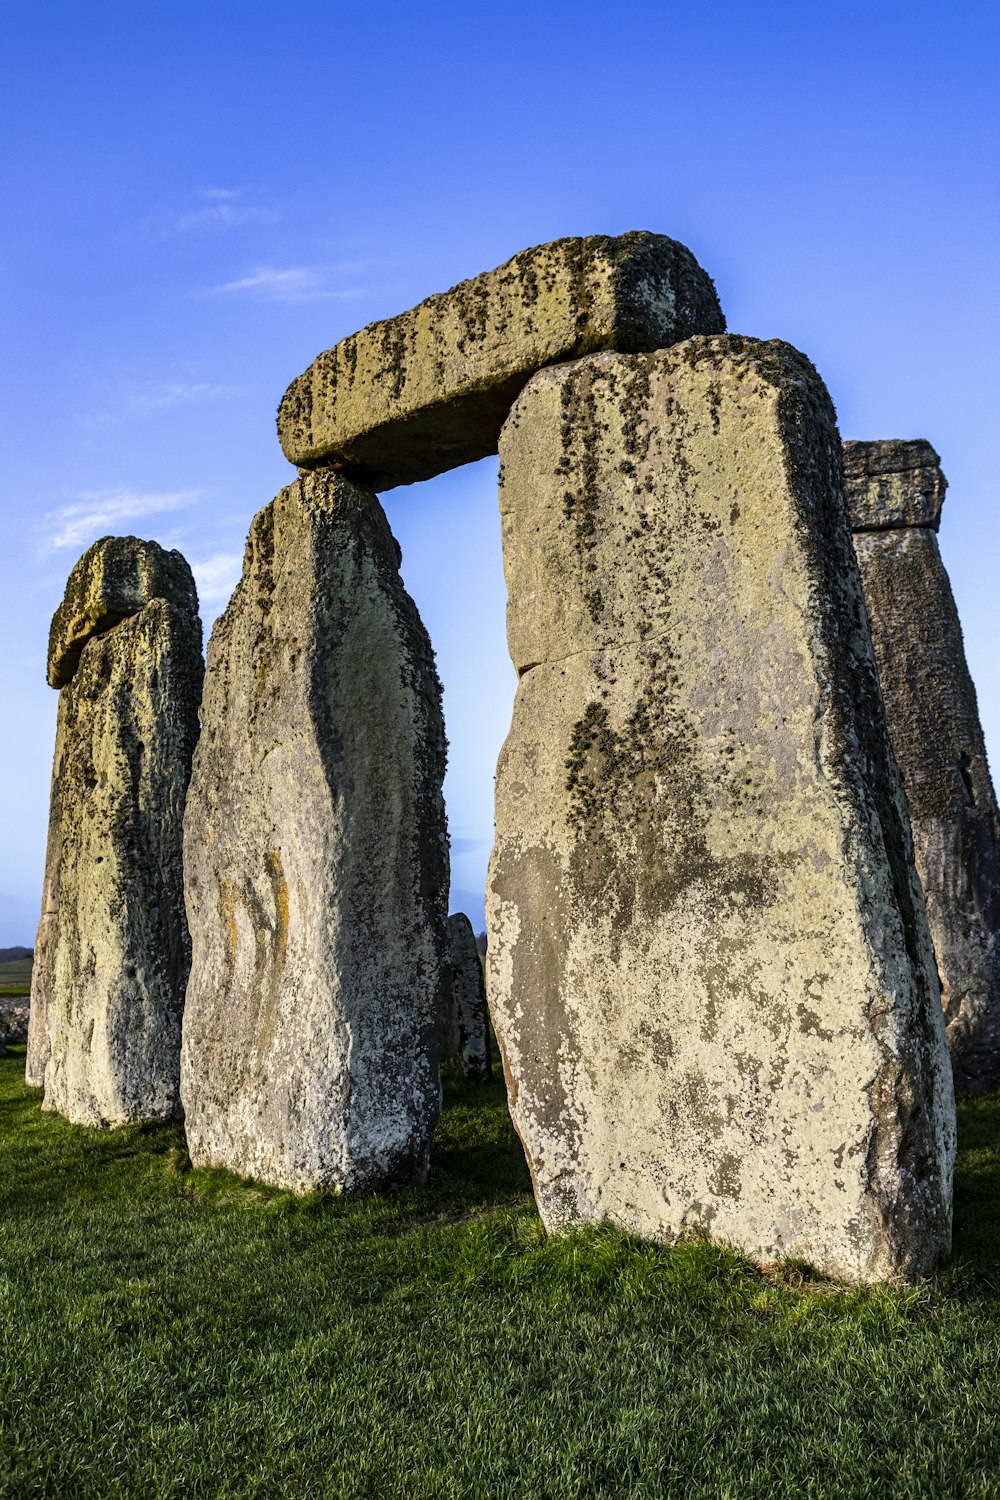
[843,439,946,532]
[25,703,67,1087]
[446,912,492,1082]
[180,471,449,1194]
[39,594,203,1125]
[47,535,198,688]
[277,232,725,490]
[488,337,955,1284]
[852,521,1000,1093]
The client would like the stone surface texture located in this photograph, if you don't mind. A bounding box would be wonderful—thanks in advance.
[446,912,492,1082]
[48,535,199,688]
[843,439,946,532]
[487,337,955,1284]
[181,471,449,1194]
[850,470,1000,1093]
[277,232,725,490]
[38,588,203,1125]
[25,703,67,1087]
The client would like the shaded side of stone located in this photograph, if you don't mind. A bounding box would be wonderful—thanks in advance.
[41,598,204,1125]
[277,232,725,490]
[48,535,198,688]
[854,526,1000,1092]
[25,699,69,1087]
[180,471,449,1194]
[842,439,945,532]
[487,336,955,1284]
[446,912,492,1082]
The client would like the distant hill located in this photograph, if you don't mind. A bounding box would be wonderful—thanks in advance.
[0,947,32,964]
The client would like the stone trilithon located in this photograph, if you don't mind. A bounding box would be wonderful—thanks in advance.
[180,471,449,1193]
[844,439,1000,1094]
[487,336,956,1283]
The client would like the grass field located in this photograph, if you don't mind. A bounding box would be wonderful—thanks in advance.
[0,1045,997,1499]
[0,958,32,997]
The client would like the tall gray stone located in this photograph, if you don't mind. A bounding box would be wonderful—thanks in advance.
[28,538,203,1124]
[446,912,492,1082]
[845,439,1000,1093]
[488,337,955,1284]
[277,232,725,489]
[180,471,449,1194]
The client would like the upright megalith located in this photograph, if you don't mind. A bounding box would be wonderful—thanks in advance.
[181,471,449,1194]
[845,440,1000,1093]
[445,912,492,1082]
[28,538,203,1124]
[278,232,725,490]
[488,337,955,1283]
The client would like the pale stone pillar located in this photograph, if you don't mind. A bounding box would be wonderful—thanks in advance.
[845,439,1000,1094]
[446,912,492,1082]
[488,337,955,1283]
[30,538,203,1123]
[180,472,449,1194]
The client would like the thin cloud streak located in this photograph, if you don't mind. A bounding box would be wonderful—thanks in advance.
[151,186,272,237]
[206,265,368,303]
[83,380,238,429]
[191,551,243,609]
[41,489,199,554]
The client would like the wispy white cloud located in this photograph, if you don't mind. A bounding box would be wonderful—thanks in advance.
[83,379,238,429]
[205,264,368,303]
[41,489,199,554]
[152,186,272,237]
[191,551,243,609]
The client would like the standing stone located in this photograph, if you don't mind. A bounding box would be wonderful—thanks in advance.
[29,538,203,1124]
[488,337,955,1284]
[445,912,492,1082]
[278,232,725,489]
[845,440,1000,1093]
[181,471,449,1194]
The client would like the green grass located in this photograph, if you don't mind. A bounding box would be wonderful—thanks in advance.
[0,958,32,997]
[1,1047,998,1499]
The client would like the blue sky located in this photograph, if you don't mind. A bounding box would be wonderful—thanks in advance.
[1,0,997,945]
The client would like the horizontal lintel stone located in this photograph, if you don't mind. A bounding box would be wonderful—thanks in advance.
[277,232,725,490]
[842,439,946,532]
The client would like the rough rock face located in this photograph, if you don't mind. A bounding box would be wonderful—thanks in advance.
[278,232,725,489]
[181,471,449,1193]
[843,439,946,532]
[48,535,199,688]
[25,704,67,1087]
[488,337,955,1284]
[37,576,203,1125]
[446,912,492,1082]
[846,441,1000,1094]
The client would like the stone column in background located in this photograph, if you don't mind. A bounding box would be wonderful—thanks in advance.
[29,537,203,1124]
[488,337,955,1284]
[446,912,492,1082]
[845,439,1000,1094]
[181,471,449,1194]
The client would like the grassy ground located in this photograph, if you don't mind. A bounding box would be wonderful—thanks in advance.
[0,958,32,997]
[0,1047,997,1499]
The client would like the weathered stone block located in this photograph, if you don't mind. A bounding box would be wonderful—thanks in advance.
[38,592,203,1125]
[277,233,725,490]
[446,912,492,1082]
[488,337,955,1283]
[852,518,1000,1093]
[48,535,199,688]
[180,471,449,1194]
[843,439,946,532]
